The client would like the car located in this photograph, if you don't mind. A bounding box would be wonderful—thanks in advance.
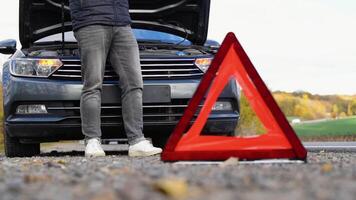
[0,0,240,157]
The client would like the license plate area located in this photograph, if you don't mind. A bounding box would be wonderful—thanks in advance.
[102,85,171,104]
[143,85,171,103]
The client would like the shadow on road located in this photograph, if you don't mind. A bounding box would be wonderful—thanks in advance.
[36,142,131,157]
[39,150,129,157]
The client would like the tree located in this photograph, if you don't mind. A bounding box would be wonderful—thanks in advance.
[236,93,265,136]
[348,100,356,116]
[331,104,339,118]
[347,102,353,116]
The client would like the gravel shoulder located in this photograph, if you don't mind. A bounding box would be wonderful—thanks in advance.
[0,142,355,200]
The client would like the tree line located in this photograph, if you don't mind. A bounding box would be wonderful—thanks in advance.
[236,90,356,136]
[273,91,356,120]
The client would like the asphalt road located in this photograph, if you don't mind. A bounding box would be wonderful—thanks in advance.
[0,141,355,200]
[304,142,356,152]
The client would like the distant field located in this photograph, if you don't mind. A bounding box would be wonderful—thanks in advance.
[293,117,356,141]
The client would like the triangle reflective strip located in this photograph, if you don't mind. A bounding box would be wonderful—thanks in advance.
[161,33,307,161]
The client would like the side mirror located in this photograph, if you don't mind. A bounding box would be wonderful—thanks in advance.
[0,39,17,55]
[204,39,220,51]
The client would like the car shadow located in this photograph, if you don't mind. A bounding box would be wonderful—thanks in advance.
[39,150,129,157]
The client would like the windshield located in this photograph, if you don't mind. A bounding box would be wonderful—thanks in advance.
[35,29,192,45]
[134,29,191,45]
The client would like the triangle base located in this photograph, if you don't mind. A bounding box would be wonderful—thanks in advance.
[162,149,300,162]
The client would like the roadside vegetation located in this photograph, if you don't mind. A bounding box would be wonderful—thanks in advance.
[293,117,356,141]
[235,93,265,136]
[273,91,356,120]
[274,91,356,140]
[237,90,356,140]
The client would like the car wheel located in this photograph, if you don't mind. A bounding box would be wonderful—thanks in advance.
[3,127,40,157]
[150,135,169,149]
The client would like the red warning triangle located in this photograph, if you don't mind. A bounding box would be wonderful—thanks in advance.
[161,32,307,162]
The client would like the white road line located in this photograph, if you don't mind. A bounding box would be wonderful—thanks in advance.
[304,142,356,151]
[306,146,356,148]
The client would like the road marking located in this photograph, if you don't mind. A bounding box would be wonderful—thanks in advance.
[306,146,356,148]
[304,142,356,151]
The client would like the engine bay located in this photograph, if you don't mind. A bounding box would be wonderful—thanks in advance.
[26,43,212,58]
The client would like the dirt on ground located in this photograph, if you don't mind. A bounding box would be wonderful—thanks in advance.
[0,143,355,200]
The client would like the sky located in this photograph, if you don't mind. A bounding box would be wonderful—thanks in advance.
[1,0,356,95]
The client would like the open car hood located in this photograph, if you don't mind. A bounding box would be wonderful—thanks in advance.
[19,0,211,48]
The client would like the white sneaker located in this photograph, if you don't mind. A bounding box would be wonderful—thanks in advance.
[128,139,162,157]
[85,138,106,157]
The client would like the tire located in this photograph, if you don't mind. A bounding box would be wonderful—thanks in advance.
[150,135,169,149]
[3,127,40,157]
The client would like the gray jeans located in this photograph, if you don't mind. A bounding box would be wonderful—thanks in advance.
[74,25,145,145]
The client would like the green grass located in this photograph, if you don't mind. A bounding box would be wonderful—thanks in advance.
[292,117,356,140]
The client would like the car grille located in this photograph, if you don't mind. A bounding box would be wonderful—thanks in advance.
[50,58,204,81]
[45,100,201,124]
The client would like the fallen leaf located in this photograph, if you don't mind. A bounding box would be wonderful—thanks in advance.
[24,174,52,183]
[100,167,131,176]
[243,176,252,186]
[27,159,44,166]
[90,190,117,200]
[321,163,333,173]
[57,160,67,165]
[219,157,239,168]
[153,178,188,199]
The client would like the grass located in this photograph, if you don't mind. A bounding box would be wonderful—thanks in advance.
[293,117,356,141]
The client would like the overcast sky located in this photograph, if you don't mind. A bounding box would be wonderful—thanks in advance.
[1,0,356,95]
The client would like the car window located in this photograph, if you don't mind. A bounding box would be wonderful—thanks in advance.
[35,29,192,45]
[133,29,191,45]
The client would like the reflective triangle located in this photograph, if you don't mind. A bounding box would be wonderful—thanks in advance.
[161,33,307,161]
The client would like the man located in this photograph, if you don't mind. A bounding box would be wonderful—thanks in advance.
[69,0,162,157]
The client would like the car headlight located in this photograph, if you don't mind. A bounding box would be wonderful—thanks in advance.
[195,58,213,72]
[10,58,63,77]
[212,101,233,111]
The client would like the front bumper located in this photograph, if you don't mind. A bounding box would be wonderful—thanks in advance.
[5,117,238,142]
[3,74,240,140]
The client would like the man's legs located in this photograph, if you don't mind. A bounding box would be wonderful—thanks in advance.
[109,26,162,156]
[75,25,112,156]
[109,25,145,145]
